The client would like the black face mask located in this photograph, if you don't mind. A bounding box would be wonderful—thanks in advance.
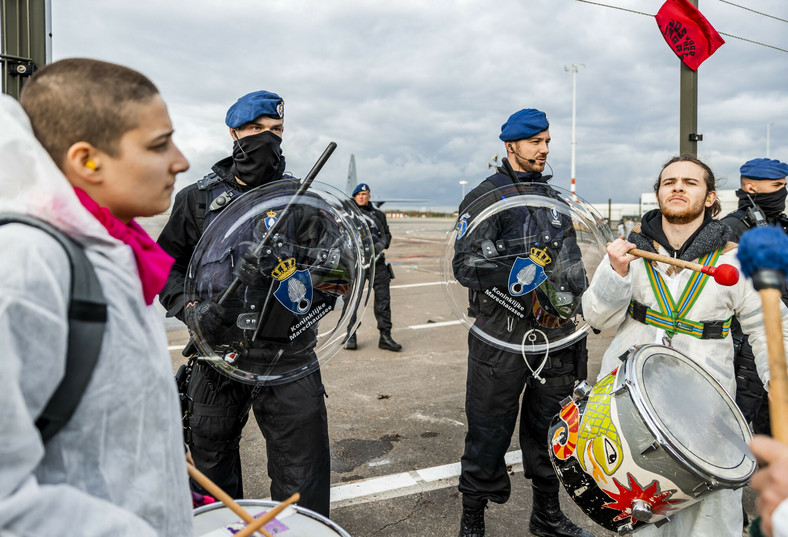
[230,130,285,188]
[742,188,787,218]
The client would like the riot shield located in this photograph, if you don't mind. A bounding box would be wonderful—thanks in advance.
[185,179,374,384]
[442,181,612,357]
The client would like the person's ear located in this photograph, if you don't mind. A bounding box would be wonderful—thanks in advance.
[744,181,757,194]
[64,142,103,186]
[705,191,717,207]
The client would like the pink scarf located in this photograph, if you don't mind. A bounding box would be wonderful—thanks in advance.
[74,188,174,305]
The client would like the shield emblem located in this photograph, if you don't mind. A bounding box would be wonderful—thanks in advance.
[264,210,278,229]
[274,269,313,314]
[456,218,468,240]
[508,256,547,296]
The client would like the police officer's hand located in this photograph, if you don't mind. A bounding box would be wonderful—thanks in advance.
[373,241,385,255]
[185,301,226,343]
[607,237,637,278]
[237,248,270,288]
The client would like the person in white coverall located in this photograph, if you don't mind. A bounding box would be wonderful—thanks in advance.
[581,154,788,537]
[0,59,192,535]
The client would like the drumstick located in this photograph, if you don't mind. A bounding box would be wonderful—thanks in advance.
[737,227,788,443]
[234,492,301,537]
[186,463,274,537]
[626,247,740,287]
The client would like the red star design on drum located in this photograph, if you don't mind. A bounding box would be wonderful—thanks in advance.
[602,473,685,523]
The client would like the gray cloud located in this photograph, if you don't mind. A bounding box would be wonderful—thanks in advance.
[50,0,787,210]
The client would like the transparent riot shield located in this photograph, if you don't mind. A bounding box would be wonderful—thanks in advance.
[185,179,374,384]
[442,181,612,360]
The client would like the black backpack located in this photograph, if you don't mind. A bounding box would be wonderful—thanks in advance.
[0,214,107,443]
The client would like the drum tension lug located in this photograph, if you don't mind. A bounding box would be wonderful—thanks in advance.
[640,441,660,456]
[572,380,591,400]
[692,481,713,497]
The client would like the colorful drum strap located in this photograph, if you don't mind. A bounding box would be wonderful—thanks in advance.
[628,250,732,339]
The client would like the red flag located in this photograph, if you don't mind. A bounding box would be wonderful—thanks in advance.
[655,0,725,71]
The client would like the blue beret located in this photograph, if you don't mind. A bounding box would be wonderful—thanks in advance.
[740,158,788,180]
[225,90,284,128]
[352,183,370,196]
[499,109,549,142]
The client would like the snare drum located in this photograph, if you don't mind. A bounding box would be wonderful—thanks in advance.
[548,344,755,534]
[194,500,351,536]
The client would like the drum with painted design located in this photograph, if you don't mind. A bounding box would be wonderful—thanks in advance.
[194,499,352,536]
[548,344,755,534]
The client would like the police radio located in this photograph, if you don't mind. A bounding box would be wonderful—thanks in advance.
[746,204,768,228]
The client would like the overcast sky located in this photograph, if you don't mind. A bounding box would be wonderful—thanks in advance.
[47,0,787,210]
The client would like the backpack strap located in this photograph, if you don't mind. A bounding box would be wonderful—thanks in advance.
[0,214,107,443]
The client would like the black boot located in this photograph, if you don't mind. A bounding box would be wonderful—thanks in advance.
[530,495,592,537]
[457,505,485,537]
[345,333,357,350]
[378,332,402,351]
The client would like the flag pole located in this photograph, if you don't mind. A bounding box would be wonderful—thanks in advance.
[679,0,700,156]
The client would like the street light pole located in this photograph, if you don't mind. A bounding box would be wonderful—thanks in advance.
[459,180,468,201]
[565,63,585,202]
[767,123,775,157]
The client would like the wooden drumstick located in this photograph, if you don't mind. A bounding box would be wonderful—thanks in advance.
[737,227,788,443]
[626,247,740,287]
[234,492,301,537]
[186,462,274,537]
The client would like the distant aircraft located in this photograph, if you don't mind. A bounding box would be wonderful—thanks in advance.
[345,154,427,208]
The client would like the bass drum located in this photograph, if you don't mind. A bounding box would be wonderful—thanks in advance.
[194,499,351,536]
[548,344,754,534]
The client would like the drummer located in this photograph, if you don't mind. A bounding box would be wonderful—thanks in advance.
[157,91,332,516]
[582,154,788,536]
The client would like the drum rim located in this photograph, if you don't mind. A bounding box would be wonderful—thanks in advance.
[617,344,755,488]
[193,499,351,536]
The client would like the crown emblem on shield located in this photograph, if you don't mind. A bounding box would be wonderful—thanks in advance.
[271,257,297,280]
[266,210,277,218]
[529,247,552,267]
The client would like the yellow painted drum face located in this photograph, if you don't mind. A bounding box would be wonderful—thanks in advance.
[548,345,755,534]
[193,500,352,536]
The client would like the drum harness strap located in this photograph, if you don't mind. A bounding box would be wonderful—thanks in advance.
[628,249,732,340]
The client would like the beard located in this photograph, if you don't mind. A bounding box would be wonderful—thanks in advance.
[659,197,706,224]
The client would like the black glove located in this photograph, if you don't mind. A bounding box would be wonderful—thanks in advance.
[186,301,226,343]
[373,241,385,255]
[237,248,271,288]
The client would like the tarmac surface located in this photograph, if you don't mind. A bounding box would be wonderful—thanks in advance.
[140,215,758,537]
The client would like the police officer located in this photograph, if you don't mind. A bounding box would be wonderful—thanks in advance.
[720,157,788,436]
[345,182,402,352]
[452,108,591,537]
[157,91,331,516]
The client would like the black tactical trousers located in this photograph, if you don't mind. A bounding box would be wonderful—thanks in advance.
[458,333,583,509]
[350,259,392,333]
[187,364,331,516]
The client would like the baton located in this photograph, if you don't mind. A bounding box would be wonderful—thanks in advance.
[500,156,521,184]
[182,141,337,356]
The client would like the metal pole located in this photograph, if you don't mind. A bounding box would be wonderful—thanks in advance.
[565,64,584,201]
[679,0,699,155]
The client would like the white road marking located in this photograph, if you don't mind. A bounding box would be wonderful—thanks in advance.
[390,281,443,289]
[327,451,523,507]
[409,320,462,330]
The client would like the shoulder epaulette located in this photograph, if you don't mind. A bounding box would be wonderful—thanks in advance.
[197,172,223,191]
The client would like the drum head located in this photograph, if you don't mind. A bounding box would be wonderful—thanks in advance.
[185,179,374,385]
[193,500,351,536]
[631,346,755,482]
[442,181,612,352]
